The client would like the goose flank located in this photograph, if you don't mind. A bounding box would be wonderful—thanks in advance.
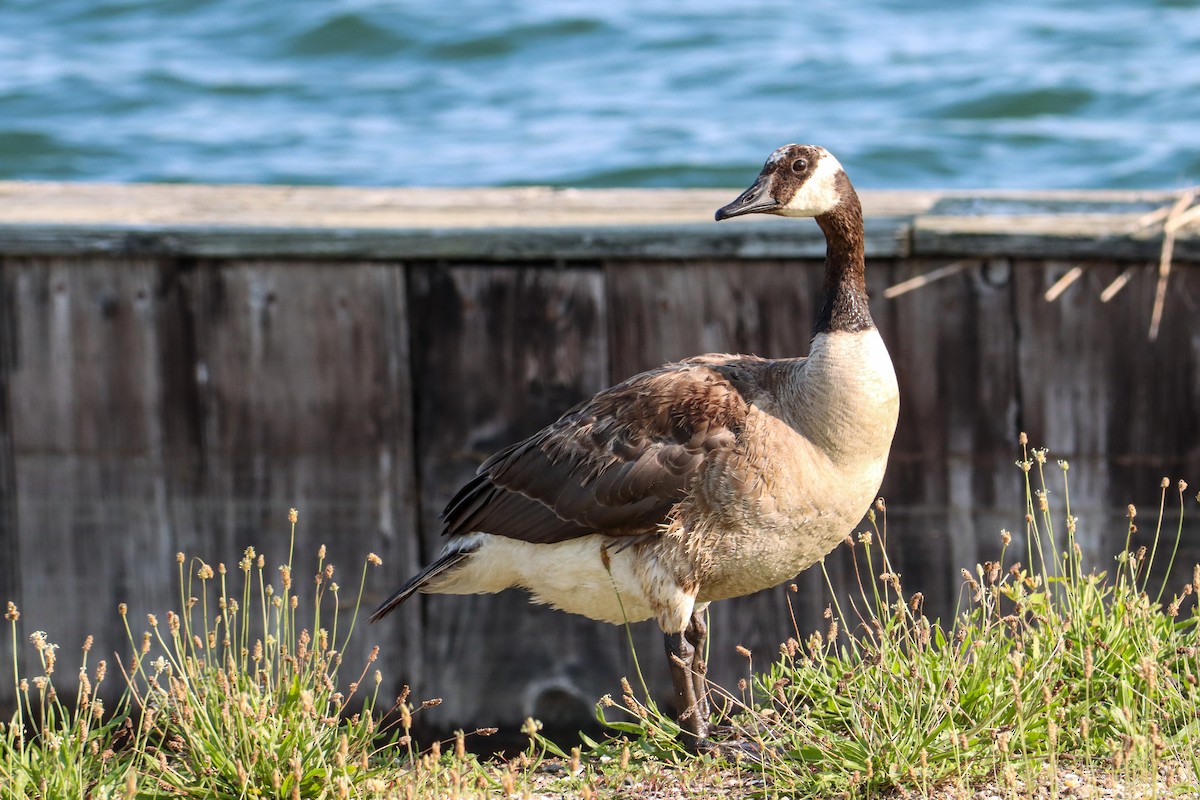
[369,143,900,753]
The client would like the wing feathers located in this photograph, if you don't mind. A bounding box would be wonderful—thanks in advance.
[441,355,763,545]
[367,545,475,622]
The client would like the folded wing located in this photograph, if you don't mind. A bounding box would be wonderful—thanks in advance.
[441,355,767,544]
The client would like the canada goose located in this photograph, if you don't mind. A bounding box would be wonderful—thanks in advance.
[369,144,900,753]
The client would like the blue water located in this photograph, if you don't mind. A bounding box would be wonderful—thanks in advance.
[1,0,1198,189]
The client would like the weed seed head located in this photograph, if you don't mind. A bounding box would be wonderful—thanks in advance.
[5,601,19,621]
[368,552,382,566]
[289,508,298,524]
[1138,656,1158,692]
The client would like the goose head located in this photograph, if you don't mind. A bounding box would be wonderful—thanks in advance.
[714,144,848,221]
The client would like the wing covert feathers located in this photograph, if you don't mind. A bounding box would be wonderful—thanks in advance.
[441,355,763,544]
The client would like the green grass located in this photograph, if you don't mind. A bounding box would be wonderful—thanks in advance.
[600,440,1200,797]
[2,439,1199,798]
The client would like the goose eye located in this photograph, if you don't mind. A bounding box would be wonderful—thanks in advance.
[791,158,808,173]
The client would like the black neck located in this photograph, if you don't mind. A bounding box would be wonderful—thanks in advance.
[812,180,874,334]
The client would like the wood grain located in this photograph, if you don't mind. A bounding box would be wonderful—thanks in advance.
[403,263,615,728]
[0,257,420,708]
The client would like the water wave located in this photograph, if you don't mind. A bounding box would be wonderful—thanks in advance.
[0,1,1196,188]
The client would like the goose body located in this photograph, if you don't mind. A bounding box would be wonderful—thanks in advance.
[371,144,900,752]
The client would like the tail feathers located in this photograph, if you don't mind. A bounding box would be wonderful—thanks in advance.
[368,547,473,623]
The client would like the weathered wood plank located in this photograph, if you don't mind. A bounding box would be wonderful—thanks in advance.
[0,220,911,262]
[0,257,421,712]
[4,182,1196,262]
[3,256,180,691]
[178,260,421,687]
[0,258,18,673]
[0,182,916,259]
[873,258,1026,622]
[1011,259,1200,569]
[0,182,939,228]
[914,214,1200,263]
[403,263,614,729]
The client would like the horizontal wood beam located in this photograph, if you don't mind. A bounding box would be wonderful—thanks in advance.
[0,183,1195,262]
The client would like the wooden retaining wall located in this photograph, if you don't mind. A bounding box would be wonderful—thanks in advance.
[1,182,1198,731]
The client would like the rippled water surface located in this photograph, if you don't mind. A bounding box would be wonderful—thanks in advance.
[1,0,1197,189]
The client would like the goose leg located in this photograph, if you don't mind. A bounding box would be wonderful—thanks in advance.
[665,624,711,751]
[673,609,766,760]
[683,609,710,725]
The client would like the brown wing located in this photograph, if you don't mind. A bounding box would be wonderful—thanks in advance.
[440,355,765,544]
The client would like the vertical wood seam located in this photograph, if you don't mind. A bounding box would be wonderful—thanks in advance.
[0,257,21,713]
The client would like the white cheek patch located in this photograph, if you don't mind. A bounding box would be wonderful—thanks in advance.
[780,152,844,217]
